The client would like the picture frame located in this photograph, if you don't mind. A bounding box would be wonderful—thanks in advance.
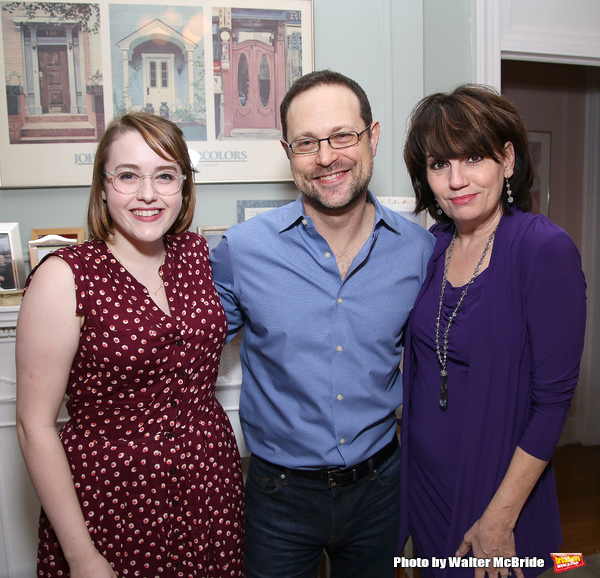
[236,199,294,222]
[528,131,551,216]
[197,225,230,252]
[0,0,314,188]
[378,196,429,228]
[31,227,85,243]
[28,234,79,268]
[0,222,26,291]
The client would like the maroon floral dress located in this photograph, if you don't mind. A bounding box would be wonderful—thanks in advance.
[33,233,245,577]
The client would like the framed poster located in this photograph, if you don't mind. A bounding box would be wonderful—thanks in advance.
[0,0,313,188]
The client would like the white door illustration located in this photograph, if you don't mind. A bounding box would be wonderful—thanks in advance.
[143,55,175,113]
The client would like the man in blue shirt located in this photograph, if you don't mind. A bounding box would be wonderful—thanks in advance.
[210,70,434,577]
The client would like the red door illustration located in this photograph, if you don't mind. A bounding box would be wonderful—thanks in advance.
[232,40,276,130]
[38,46,70,113]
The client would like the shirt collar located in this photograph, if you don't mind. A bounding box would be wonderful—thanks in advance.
[279,190,402,235]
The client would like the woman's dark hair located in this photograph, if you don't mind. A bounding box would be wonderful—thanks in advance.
[88,112,196,240]
[404,84,533,223]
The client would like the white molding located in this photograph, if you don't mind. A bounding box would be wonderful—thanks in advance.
[0,306,19,329]
[475,0,600,83]
[500,0,600,64]
[501,51,600,67]
[472,0,502,87]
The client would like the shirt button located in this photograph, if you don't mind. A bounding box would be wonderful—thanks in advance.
[302,219,308,225]
[337,394,343,401]
[336,345,343,352]
[337,298,343,304]
[165,431,173,440]
[324,252,331,258]
[178,370,185,379]
[175,338,184,346]
[170,467,178,475]
[340,438,346,444]
[170,400,178,407]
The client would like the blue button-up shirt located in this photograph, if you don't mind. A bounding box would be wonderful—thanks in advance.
[210,192,434,469]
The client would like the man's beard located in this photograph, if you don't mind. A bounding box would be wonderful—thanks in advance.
[294,158,374,214]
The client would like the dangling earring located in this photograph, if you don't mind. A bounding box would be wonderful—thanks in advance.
[505,177,514,204]
[435,200,443,215]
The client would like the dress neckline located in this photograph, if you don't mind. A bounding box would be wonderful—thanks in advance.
[104,240,173,319]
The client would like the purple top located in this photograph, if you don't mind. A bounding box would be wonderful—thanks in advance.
[399,209,586,576]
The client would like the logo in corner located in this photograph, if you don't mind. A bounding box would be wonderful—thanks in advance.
[550,553,586,573]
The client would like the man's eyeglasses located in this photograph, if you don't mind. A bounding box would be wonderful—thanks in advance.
[284,126,371,155]
[104,169,186,196]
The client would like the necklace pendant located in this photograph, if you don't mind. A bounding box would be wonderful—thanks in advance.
[439,372,448,411]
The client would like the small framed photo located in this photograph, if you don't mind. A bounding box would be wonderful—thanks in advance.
[197,226,230,253]
[29,234,79,268]
[0,223,26,291]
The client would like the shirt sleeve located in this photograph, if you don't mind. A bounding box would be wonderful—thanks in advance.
[518,227,586,461]
[210,235,245,342]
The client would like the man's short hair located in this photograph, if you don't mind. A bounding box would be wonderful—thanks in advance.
[280,70,373,141]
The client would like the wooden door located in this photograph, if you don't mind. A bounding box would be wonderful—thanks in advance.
[232,40,277,130]
[38,46,70,113]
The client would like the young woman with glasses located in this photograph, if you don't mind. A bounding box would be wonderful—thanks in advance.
[16,112,245,577]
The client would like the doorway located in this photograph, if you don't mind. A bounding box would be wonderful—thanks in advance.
[502,60,600,446]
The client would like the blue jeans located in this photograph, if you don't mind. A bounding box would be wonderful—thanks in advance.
[245,442,401,578]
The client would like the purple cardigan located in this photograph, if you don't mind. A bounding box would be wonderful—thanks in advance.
[399,209,586,571]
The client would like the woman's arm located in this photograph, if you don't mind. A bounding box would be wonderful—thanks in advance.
[16,256,116,577]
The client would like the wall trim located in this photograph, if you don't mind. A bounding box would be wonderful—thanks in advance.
[472,0,501,87]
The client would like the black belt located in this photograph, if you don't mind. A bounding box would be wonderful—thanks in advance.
[257,436,398,488]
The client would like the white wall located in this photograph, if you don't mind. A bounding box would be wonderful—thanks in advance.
[423,0,473,93]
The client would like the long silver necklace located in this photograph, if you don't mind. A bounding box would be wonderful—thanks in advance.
[435,224,498,411]
[108,244,165,296]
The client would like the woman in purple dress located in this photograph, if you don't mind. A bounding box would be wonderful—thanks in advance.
[16,113,245,577]
[400,85,586,578]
